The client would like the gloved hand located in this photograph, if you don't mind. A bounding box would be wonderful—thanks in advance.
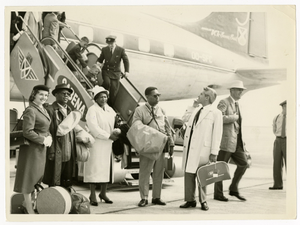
[43,136,52,147]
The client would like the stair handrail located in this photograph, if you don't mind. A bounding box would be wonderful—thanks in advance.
[40,36,94,89]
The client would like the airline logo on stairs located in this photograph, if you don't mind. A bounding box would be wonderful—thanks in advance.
[18,49,39,81]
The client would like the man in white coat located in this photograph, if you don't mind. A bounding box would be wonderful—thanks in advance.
[179,87,223,211]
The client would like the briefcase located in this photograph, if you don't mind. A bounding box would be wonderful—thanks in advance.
[196,162,231,187]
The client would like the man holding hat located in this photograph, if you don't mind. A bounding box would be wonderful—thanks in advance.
[269,100,287,190]
[214,80,248,202]
[97,35,130,107]
[43,84,77,191]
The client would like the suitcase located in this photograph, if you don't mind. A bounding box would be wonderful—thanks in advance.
[11,193,25,214]
[196,162,231,187]
[36,186,72,214]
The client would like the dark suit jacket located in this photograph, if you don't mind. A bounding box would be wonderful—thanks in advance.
[67,43,87,71]
[217,96,244,153]
[97,45,129,79]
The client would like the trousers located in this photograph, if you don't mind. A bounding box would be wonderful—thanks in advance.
[214,145,248,197]
[272,137,286,187]
[102,70,121,107]
[139,152,165,200]
[184,172,206,203]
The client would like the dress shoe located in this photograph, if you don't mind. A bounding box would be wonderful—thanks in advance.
[213,196,228,202]
[152,198,166,205]
[200,202,209,211]
[179,201,197,208]
[138,199,148,207]
[269,186,283,190]
[99,194,113,204]
[89,197,98,206]
[229,191,246,201]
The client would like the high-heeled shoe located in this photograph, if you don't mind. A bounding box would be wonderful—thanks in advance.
[89,196,98,206]
[99,194,113,204]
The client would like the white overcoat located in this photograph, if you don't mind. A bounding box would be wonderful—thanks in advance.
[182,105,223,174]
[84,102,116,183]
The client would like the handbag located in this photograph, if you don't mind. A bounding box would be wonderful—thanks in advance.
[10,112,29,146]
[75,142,90,162]
[196,162,231,187]
[69,188,90,214]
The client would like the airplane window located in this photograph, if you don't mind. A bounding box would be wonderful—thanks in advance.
[78,26,94,42]
[164,43,174,57]
[110,33,124,47]
[138,38,150,52]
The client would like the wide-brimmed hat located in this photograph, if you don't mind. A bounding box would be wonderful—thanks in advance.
[52,84,73,96]
[93,85,109,100]
[228,80,247,90]
[280,100,287,106]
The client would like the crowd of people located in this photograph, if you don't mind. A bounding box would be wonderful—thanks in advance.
[11,11,287,214]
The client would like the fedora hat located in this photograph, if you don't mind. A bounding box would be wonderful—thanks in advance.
[52,84,73,96]
[229,80,247,90]
[280,100,287,106]
[93,85,109,100]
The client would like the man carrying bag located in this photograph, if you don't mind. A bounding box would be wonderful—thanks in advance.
[129,87,174,207]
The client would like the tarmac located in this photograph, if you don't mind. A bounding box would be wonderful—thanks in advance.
[7,146,296,222]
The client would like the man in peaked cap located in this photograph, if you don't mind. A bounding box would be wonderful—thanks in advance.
[43,83,78,192]
[269,100,287,190]
[214,80,249,202]
[97,35,130,107]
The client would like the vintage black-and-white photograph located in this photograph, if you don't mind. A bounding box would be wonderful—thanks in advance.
[4,2,297,223]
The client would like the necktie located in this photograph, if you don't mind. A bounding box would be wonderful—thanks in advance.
[235,102,239,115]
[235,102,241,125]
[151,107,155,117]
[281,114,286,137]
[194,107,203,125]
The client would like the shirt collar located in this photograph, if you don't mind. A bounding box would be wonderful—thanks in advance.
[146,102,158,110]
[230,96,238,104]
[57,103,68,109]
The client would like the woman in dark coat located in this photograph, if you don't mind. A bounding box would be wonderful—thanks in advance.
[13,85,52,214]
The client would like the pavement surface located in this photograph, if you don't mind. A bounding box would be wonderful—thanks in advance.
[6,146,296,222]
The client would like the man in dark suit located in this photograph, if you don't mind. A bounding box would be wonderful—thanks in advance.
[97,35,130,107]
[214,80,249,202]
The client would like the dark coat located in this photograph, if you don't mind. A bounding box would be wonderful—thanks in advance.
[67,43,87,71]
[13,103,51,193]
[97,45,129,79]
[42,101,77,186]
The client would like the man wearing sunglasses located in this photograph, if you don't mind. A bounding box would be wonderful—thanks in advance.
[132,87,175,207]
[43,84,77,192]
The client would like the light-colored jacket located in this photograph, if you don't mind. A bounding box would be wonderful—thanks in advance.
[182,104,223,174]
[84,102,116,183]
[217,96,244,153]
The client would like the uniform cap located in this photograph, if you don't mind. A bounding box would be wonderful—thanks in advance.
[106,35,117,43]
